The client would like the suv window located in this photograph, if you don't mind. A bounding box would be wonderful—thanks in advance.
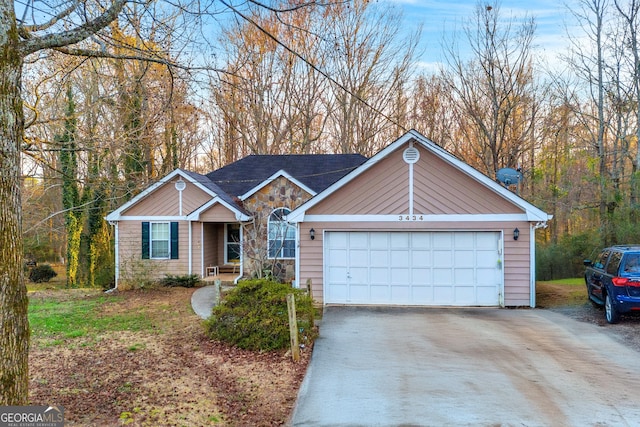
[606,251,623,275]
[594,250,610,269]
[623,254,640,273]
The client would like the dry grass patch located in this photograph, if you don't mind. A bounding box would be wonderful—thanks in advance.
[28,286,310,426]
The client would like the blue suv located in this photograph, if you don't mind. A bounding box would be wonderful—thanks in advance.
[584,246,640,323]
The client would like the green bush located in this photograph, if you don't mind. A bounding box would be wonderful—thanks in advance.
[205,279,317,351]
[28,264,58,283]
[536,231,602,280]
[160,274,201,288]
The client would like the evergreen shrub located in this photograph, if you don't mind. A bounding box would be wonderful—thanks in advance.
[29,264,58,283]
[160,274,201,288]
[205,279,317,351]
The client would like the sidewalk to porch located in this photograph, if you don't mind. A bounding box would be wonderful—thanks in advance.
[192,273,239,319]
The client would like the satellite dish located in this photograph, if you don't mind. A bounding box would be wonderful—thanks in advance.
[496,168,523,186]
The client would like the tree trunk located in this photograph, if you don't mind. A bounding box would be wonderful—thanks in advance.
[0,20,29,404]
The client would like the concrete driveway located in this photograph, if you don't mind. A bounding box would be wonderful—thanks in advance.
[290,306,640,426]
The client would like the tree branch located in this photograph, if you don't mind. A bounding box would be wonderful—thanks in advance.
[20,0,127,56]
[18,0,79,37]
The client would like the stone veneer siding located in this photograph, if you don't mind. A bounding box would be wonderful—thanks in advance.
[242,177,312,281]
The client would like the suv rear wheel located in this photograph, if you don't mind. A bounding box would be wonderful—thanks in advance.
[605,293,621,324]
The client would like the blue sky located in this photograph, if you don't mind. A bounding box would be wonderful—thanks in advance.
[390,0,573,71]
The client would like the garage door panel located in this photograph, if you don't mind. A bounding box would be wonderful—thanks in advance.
[411,268,430,285]
[391,250,410,267]
[370,233,388,249]
[328,232,348,247]
[433,233,453,248]
[477,286,499,304]
[433,268,453,284]
[370,267,389,284]
[349,284,370,302]
[370,285,390,301]
[390,232,409,248]
[434,286,454,304]
[454,232,474,247]
[325,231,502,306]
[412,286,432,303]
[454,250,474,267]
[350,267,368,284]
[391,267,410,284]
[411,250,430,267]
[476,250,497,266]
[350,249,369,267]
[370,250,389,266]
[434,250,453,266]
[477,268,499,285]
[328,266,347,283]
[349,232,368,248]
[391,285,410,302]
[411,233,431,249]
[476,232,498,248]
[454,268,475,284]
[455,286,476,304]
[328,249,348,266]
[327,283,348,301]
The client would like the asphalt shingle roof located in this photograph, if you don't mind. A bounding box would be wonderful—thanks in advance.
[205,154,368,197]
[181,170,249,215]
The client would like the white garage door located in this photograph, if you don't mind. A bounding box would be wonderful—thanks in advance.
[325,231,502,306]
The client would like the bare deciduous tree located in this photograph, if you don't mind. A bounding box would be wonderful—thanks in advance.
[441,1,538,177]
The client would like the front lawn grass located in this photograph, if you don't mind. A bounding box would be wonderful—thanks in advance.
[29,293,155,347]
[536,278,586,308]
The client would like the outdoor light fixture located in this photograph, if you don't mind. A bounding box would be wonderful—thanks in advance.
[513,228,520,241]
[310,228,315,240]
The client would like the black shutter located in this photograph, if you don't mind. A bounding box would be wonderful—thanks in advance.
[142,222,150,259]
[170,222,179,259]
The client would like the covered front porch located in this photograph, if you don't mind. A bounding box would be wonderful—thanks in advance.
[198,221,242,282]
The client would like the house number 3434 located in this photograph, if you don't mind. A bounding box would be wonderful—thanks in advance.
[398,215,424,221]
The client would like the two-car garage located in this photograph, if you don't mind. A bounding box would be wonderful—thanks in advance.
[324,231,503,306]
[290,131,551,308]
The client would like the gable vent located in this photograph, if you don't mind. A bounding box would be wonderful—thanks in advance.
[403,147,420,164]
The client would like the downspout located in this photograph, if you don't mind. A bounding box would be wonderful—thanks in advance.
[111,221,119,291]
[188,220,192,275]
[103,220,118,293]
[234,221,244,284]
[530,221,549,308]
[294,222,301,289]
[200,222,204,277]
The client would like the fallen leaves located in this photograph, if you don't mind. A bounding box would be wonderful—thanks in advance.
[29,287,311,426]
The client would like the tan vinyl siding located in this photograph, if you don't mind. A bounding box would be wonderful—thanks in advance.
[412,146,521,215]
[117,220,191,286]
[202,223,222,274]
[200,204,238,222]
[503,224,531,306]
[308,151,409,215]
[309,145,522,216]
[123,179,212,216]
[298,221,532,306]
[192,222,202,275]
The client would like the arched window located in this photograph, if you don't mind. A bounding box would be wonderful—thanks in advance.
[268,208,295,259]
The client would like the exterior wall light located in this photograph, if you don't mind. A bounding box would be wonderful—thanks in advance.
[513,228,520,241]
[310,228,315,240]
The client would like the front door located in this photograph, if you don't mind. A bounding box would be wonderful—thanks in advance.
[225,223,241,264]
